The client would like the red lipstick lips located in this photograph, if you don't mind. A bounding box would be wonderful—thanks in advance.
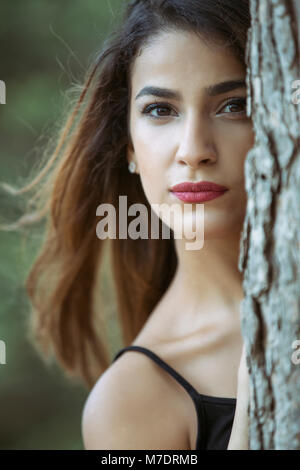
[170,180,228,203]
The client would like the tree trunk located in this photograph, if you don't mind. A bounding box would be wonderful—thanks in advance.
[239,0,300,449]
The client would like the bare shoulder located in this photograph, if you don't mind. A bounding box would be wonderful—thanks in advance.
[81,350,190,450]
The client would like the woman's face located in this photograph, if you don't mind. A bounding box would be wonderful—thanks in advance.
[127,30,255,241]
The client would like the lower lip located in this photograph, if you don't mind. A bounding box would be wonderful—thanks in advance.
[171,190,228,203]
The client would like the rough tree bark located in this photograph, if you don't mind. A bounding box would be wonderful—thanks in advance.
[239,0,300,449]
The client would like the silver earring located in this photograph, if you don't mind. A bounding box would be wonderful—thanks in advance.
[128,161,136,174]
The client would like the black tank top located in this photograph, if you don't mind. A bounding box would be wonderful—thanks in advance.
[112,345,237,450]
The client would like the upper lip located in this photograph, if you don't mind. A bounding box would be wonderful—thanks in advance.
[170,181,228,192]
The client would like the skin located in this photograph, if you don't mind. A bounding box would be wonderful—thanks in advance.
[127,28,254,334]
[126,29,254,447]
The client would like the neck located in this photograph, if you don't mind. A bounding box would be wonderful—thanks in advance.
[170,231,244,317]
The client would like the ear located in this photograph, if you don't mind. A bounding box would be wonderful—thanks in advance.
[126,139,134,166]
[126,138,139,174]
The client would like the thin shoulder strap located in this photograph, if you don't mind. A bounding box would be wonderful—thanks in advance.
[113,345,201,400]
[112,345,207,450]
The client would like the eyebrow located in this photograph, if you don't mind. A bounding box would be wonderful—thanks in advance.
[135,79,246,100]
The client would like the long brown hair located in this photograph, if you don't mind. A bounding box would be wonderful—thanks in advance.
[1,0,251,388]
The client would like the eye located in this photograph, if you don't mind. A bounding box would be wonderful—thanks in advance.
[218,97,247,115]
[141,102,176,119]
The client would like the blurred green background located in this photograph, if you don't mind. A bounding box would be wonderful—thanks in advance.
[0,0,125,450]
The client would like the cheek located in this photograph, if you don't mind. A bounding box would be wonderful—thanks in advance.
[135,143,161,181]
[134,145,166,205]
[132,114,175,162]
[238,128,255,177]
[133,127,171,199]
[140,161,167,204]
[237,122,255,156]
[239,127,255,158]
[224,124,255,176]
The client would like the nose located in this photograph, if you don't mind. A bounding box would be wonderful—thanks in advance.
[175,111,217,168]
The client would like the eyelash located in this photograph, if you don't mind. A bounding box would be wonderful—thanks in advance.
[141,97,247,119]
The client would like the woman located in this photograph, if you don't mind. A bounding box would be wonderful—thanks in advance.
[8,0,252,450]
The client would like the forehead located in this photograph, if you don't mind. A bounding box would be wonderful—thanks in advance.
[130,30,245,95]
